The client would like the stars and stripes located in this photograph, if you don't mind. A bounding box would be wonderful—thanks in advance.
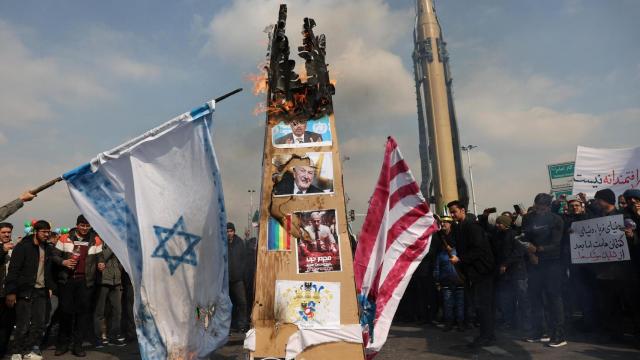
[354,137,439,358]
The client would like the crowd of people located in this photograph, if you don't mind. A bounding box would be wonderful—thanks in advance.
[3,185,640,358]
[0,192,136,360]
[397,188,640,349]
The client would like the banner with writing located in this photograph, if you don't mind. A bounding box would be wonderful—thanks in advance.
[573,145,640,197]
[569,215,631,264]
[548,161,574,190]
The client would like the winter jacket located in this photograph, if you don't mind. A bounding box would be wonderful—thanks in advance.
[0,198,23,222]
[522,210,564,262]
[0,243,10,296]
[434,248,463,286]
[492,228,527,280]
[228,235,245,283]
[593,208,633,280]
[99,243,122,286]
[3,234,56,298]
[51,228,103,287]
[452,216,494,282]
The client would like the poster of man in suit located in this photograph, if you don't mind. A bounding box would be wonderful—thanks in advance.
[272,115,332,148]
[272,153,334,196]
[295,210,342,273]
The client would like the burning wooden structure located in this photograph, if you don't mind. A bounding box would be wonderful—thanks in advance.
[249,5,364,359]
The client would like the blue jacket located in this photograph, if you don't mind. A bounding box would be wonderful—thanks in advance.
[434,248,463,286]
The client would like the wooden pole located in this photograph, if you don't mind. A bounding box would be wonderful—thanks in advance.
[29,177,63,195]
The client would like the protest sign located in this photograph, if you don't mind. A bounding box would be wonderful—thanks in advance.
[547,161,574,191]
[569,214,631,264]
[573,145,640,197]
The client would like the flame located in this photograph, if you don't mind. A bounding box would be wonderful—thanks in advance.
[245,61,269,96]
[245,72,268,96]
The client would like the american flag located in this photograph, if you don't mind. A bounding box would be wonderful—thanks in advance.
[354,137,438,358]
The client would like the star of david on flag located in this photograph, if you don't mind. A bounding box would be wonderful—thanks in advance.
[152,216,201,275]
[62,100,231,359]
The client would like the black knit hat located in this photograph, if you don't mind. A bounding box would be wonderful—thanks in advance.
[624,189,640,200]
[76,214,89,225]
[594,188,616,206]
[227,222,235,231]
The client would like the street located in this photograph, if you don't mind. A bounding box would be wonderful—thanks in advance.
[42,324,640,359]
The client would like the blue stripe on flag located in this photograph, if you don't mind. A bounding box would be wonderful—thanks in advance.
[65,168,167,359]
[62,163,91,181]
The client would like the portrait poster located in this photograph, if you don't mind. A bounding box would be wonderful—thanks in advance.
[272,152,334,197]
[294,210,342,273]
[271,115,332,148]
[274,280,340,329]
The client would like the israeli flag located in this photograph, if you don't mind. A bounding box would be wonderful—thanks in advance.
[63,101,231,359]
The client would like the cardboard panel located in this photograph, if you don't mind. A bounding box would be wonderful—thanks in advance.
[251,113,364,359]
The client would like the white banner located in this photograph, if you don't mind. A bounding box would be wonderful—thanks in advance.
[573,145,640,197]
[570,215,631,264]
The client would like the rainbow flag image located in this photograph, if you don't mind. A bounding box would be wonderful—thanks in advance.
[268,216,291,251]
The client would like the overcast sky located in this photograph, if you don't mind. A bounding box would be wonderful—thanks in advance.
[1,0,639,234]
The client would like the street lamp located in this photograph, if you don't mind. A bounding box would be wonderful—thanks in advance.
[248,189,256,237]
[461,145,478,215]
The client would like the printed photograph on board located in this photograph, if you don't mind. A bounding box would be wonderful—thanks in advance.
[295,210,342,274]
[271,115,332,148]
[272,152,334,196]
[274,280,341,329]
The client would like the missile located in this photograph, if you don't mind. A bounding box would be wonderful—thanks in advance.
[413,0,469,211]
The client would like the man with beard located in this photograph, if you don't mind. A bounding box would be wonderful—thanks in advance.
[4,220,56,360]
[594,189,640,345]
[0,222,16,358]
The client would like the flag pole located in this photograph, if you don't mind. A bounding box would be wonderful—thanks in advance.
[28,88,244,196]
[29,177,63,195]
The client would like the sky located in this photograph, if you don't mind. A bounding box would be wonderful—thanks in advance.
[1,0,639,234]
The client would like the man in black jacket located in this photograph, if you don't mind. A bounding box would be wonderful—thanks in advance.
[562,195,595,332]
[493,215,530,331]
[0,222,16,358]
[448,200,495,347]
[594,189,640,343]
[523,193,566,347]
[227,222,247,332]
[4,220,56,359]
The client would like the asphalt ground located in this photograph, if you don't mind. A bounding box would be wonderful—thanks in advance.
[40,323,640,359]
